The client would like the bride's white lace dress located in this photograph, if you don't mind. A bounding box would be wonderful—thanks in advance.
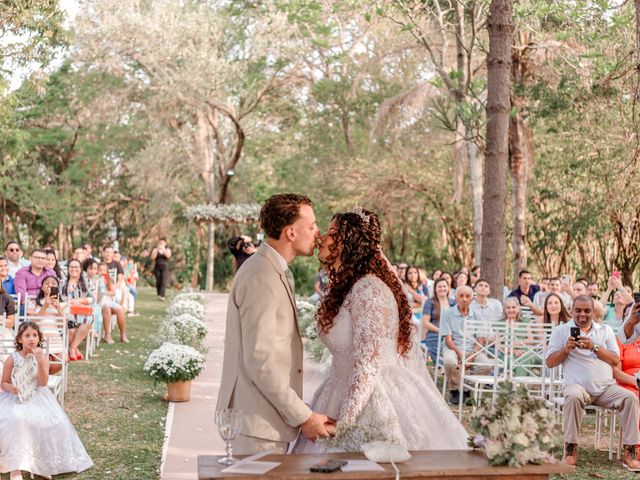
[0,351,93,476]
[294,275,468,452]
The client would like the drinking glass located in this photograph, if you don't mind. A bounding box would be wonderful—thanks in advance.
[215,408,243,465]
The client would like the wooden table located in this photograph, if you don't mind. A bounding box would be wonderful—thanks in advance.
[198,450,574,479]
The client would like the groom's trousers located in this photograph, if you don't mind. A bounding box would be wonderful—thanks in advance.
[234,434,289,455]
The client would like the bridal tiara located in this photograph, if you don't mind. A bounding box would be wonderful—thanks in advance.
[352,205,371,224]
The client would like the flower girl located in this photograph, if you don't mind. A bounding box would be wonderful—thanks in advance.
[0,322,93,479]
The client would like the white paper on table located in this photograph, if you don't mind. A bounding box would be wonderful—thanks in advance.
[340,459,386,472]
[220,461,281,475]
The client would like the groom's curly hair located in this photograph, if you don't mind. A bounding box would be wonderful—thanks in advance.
[316,209,414,357]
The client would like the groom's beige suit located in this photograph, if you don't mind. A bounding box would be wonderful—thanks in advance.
[216,243,312,454]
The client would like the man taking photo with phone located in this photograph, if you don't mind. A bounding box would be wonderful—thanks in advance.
[547,295,640,470]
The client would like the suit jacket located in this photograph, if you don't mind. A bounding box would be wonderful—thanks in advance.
[216,243,311,442]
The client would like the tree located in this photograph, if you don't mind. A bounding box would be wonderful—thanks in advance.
[75,0,297,290]
[481,0,511,299]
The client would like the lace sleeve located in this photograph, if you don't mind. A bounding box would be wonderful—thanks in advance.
[339,276,392,425]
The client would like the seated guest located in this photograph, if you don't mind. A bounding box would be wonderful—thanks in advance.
[470,279,503,324]
[98,262,128,344]
[44,248,64,282]
[422,278,455,363]
[83,258,104,336]
[451,271,470,297]
[122,255,139,316]
[613,334,640,398]
[546,295,640,469]
[542,293,571,326]
[441,286,490,405]
[588,281,600,300]
[0,280,16,328]
[426,269,442,298]
[14,248,56,304]
[63,259,94,361]
[533,277,572,311]
[0,256,15,295]
[509,270,541,321]
[503,297,539,375]
[4,241,30,277]
[404,265,425,309]
[34,276,66,373]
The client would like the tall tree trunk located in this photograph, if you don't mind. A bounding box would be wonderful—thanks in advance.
[509,112,532,284]
[467,137,484,263]
[481,0,512,300]
[196,110,215,292]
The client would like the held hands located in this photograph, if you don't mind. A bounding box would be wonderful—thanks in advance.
[300,412,336,442]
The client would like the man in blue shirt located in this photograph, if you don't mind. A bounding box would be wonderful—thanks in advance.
[508,270,540,303]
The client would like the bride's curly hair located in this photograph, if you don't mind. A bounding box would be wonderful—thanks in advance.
[316,208,414,357]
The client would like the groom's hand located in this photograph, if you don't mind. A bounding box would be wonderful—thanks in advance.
[300,412,330,442]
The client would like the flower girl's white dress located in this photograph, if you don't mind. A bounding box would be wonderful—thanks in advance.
[0,351,93,476]
[294,275,469,452]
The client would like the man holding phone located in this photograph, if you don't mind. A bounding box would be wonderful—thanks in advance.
[546,295,640,470]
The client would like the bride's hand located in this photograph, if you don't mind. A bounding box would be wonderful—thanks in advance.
[324,422,337,437]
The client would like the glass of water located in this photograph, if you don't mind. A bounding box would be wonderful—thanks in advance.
[215,409,243,465]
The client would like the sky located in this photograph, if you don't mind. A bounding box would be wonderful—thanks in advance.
[8,0,80,91]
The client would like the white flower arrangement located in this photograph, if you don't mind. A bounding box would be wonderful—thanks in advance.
[468,382,562,467]
[161,313,208,350]
[172,291,205,304]
[167,299,205,320]
[184,203,261,224]
[296,299,327,362]
[144,342,206,383]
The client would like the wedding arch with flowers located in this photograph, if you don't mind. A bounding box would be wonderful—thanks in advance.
[184,203,261,291]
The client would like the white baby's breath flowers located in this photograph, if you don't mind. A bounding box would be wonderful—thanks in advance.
[144,342,205,383]
[161,313,208,350]
[184,204,261,223]
[167,299,205,320]
[173,291,205,303]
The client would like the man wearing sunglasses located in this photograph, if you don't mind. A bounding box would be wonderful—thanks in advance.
[4,241,30,277]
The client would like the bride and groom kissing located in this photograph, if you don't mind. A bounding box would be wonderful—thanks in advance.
[216,193,469,455]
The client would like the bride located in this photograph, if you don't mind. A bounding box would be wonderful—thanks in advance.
[294,207,469,452]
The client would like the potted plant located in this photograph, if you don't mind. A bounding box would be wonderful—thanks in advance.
[144,342,205,402]
[160,313,208,351]
[167,299,205,320]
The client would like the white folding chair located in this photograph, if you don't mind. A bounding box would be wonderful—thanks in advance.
[24,314,68,406]
[459,319,509,418]
[508,322,554,396]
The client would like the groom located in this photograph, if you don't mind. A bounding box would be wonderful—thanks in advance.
[216,193,334,454]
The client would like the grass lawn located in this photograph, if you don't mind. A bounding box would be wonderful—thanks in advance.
[52,286,168,480]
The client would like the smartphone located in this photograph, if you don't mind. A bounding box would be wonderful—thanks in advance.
[50,286,59,299]
[612,271,621,280]
[634,292,640,304]
[310,460,348,473]
[561,275,570,285]
[570,327,580,341]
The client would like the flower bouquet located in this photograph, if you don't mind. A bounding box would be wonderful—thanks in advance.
[468,382,562,467]
[167,299,205,320]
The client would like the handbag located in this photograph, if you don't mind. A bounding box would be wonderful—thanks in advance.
[70,304,93,316]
